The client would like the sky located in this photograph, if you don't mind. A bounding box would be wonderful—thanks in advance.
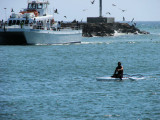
[0,0,160,22]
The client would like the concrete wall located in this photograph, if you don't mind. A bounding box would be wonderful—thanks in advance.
[87,17,115,23]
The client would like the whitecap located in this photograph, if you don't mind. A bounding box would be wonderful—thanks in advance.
[81,42,110,45]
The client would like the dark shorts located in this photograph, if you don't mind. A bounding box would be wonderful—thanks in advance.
[112,74,123,79]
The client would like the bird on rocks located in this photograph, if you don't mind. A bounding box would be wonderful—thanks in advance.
[131,18,134,23]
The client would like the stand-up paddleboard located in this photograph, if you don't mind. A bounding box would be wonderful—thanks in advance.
[96,76,127,81]
[96,75,145,81]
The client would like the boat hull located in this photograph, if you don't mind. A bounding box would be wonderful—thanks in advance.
[0,31,27,45]
[24,30,82,45]
[0,29,82,45]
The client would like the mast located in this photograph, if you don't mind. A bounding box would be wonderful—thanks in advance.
[99,0,102,17]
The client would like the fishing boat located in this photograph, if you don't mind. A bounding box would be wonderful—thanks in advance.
[0,0,82,45]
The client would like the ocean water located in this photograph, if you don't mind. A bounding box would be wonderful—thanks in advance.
[0,21,160,120]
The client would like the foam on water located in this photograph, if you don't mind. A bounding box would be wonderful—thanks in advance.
[81,41,111,45]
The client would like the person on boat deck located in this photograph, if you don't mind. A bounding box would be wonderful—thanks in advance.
[33,18,36,24]
[1,20,4,28]
[57,21,61,31]
[47,20,50,30]
[112,62,123,79]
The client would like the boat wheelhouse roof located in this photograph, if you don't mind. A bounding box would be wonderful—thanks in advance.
[28,0,49,4]
[27,0,49,10]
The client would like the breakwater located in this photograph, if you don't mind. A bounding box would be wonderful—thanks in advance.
[61,22,149,37]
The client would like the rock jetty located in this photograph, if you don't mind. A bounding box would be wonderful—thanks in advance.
[82,22,150,37]
[61,22,149,37]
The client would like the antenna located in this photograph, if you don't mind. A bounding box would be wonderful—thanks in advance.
[4,8,7,22]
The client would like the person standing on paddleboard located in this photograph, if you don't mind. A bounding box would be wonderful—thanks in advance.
[112,62,123,80]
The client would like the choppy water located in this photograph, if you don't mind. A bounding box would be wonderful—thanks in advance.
[0,21,160,120]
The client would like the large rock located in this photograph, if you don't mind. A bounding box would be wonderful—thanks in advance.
[60,22,149,37]
[82,22,149,37]
[82,23,114,37]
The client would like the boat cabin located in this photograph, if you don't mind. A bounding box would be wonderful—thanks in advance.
[7,0,53,26]
[26,1,49,16]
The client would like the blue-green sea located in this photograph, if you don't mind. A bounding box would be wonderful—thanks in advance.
[0,21,160,120]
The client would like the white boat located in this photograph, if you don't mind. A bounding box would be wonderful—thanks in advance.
[0,0,82,45]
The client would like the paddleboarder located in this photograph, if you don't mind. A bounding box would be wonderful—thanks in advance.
[112,62,123,80]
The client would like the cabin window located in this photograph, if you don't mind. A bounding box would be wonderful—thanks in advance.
[25,20,29,24]
[13,20,16,25]
[38,3,43,9]
[9,20,12,26]
[22,20,25,23]
[43,4,47,9]
[28,3,32,9]
[28,3,36,9]
[17,20,20,25]
[32,4,36,9]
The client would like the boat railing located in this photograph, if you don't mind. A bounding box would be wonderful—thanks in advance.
[0,22,82,31]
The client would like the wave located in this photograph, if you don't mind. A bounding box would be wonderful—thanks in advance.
[114,30,127,36]
[81,41,111,45]
[36,42,111,46]
[128,41,136,44]
[34,43,78,46]
[113,30,142,36]
[150,32,160,36]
